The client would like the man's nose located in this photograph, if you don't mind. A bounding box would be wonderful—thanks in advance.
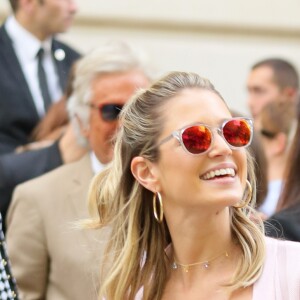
[69,0,78,14]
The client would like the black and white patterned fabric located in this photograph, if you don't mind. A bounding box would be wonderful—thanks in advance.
[0,214,18,300]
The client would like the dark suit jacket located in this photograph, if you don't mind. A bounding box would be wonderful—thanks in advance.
[0,23,80,154]
[265,204,300,242]
[0,141,63,230]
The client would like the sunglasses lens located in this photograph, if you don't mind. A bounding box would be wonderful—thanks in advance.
[223,119,252,147]
[182,125,212,154]
[101,104,123,121]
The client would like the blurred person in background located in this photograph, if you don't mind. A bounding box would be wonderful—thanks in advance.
[6,41,151,300]
[0,63,84,229]
[256,101,296,218]
[0,0,80,154]
[247,58,299,121]
[266,97,300,242]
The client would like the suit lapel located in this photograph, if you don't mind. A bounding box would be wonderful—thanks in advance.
[66,154,110,273]
[52,40,67,90]
[0,25,39,119]
[66,154,102,244]
[67,154,94,220]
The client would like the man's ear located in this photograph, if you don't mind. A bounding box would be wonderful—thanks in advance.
[131,156,159,192]
[75,113,89,139]
[282,87,297,101]
[20,0,36,13]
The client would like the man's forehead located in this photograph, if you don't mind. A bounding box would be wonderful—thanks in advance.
[248,66,277,85]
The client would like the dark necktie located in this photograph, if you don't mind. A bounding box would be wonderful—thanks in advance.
[37,48,52,111]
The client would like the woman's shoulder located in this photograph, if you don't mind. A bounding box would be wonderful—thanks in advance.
[266,237,300,296]
[254,237,300,299]
[265,235,300,252]
[265,236,300,267]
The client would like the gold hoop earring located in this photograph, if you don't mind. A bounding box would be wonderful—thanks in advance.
[233,180,252,209]
[153,192,163,223]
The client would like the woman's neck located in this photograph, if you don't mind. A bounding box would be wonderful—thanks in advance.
[164,238,242,298]
[162,207,250,299]
[166,207,235,268]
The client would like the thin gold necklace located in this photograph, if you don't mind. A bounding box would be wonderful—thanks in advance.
[172,251,229,273]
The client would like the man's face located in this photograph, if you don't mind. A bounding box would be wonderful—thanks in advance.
[247,66,283,119]
[85,70,149,164]
[33,0,77,37]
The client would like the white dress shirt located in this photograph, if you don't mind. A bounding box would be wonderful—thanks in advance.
[5,16,62,117]
[259,180,283,217]
[90,151,108,175]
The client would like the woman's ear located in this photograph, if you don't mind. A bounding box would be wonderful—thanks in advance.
[275,132,288,154]
[131,156,159,192]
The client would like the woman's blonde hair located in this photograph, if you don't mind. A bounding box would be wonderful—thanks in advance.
[86,71,265,299]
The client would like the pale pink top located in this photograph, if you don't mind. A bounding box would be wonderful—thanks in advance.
[253,237,300,299]
[135,237,300,299]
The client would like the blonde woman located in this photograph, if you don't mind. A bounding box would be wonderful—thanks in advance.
[87,71,300,299]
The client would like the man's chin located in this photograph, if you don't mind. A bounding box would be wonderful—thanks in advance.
[96,152,113,165]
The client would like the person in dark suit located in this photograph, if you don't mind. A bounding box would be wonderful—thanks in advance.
[0,65,85,229]
[0,0,80,154]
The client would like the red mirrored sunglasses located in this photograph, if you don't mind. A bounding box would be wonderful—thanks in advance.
[157,117,253,155]
[89,103,124,122]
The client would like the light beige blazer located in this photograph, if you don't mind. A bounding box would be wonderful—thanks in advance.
[6,154,107,300]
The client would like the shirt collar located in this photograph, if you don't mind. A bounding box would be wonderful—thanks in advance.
[5,15,53,60]
[89,151,107,175]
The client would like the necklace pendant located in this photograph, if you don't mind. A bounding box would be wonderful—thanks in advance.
[183,266,189,273]
[172,262,178,270]
[203,262,209,269]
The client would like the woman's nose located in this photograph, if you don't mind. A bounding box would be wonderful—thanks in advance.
[207,130,232,157]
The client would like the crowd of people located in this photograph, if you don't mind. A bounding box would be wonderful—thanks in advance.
[1,0,300,299]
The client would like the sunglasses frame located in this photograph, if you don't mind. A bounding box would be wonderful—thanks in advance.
[158,117,253,155]
[88,103,123,122]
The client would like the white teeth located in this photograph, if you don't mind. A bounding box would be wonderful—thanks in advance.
[202,168,235,180]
